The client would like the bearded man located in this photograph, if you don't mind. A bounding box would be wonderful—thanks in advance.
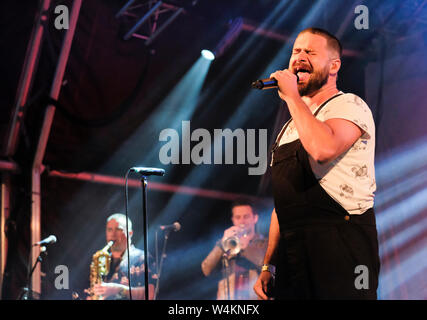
[253,28,380,300]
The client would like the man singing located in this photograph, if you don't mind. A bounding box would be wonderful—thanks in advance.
[253,28,380,300]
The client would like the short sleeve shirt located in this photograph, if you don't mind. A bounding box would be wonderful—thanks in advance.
[106,245,156,299]
[278,92,376,215]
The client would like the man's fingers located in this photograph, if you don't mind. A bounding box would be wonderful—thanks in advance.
[285,69,298,81]
[224,226,238,238]
[255,286,268,300]
[271,69,297,81]
[270,71,281,80]
[254,280,269,300]
[262,280,268,295]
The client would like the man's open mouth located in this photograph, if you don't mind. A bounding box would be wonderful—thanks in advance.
[294,66,312,82]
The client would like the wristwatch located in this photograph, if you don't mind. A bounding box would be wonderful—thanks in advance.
[261,264,276,275]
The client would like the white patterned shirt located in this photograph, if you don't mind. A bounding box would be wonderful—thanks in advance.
[278,92,376,215]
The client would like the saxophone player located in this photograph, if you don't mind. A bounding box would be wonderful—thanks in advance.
[86,213,155,300]
[201,200,267,300]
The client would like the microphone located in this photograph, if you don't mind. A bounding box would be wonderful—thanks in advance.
[251,74,299,90]
[159,222,181,232]
[33,235,57,246]
[130,167,165,176]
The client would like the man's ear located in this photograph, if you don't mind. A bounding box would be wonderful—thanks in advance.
[330,58,341,75]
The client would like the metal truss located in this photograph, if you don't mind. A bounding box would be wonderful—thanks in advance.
[116,0,186,45]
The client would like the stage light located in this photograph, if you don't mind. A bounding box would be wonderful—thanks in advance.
[201,49,215,61]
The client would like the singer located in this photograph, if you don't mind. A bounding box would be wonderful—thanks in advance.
[253,28,380,300]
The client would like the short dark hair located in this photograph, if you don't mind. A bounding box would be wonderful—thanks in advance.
[230,198,258,215]
[299,27,342,58]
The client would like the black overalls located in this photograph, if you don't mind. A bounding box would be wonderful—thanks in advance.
[271,94,380,299]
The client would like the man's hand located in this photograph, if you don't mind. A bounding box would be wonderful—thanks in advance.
[92,282,124,299]
[269,69,299,102]
[253,271,274,300]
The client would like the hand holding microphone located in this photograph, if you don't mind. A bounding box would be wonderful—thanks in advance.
[252,70,299,90]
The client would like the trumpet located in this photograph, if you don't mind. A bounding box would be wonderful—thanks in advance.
[221,225,248,258]
[222,236,241,257]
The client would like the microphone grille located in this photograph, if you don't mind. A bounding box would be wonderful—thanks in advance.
[173,222,181,231]
[251,80,263,89]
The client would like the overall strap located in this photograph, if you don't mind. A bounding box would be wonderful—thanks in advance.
[271,93,344,157]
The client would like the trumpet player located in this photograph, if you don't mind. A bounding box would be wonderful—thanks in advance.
[85,213,155,300]
[201,200,267,300]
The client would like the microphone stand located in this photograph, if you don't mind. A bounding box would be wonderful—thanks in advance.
[221,252,231,300]
[154,228,171,299]
[140,176,149,301]
[130,167,165,300]
[18,246,47,300]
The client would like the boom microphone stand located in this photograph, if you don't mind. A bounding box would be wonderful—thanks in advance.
[19,246,47,300]
[154,229,169,299]
[154,222,180,299]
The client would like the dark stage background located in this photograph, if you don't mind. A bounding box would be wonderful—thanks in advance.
[1,0,426,300]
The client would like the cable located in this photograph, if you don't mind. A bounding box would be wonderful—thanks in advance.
[154,230,159,299]
[124,169,132,300]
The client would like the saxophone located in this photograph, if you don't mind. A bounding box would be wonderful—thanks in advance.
[89,241,114,300]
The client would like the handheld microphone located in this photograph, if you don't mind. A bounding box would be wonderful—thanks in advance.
[251,74,299,90]
[33,235,57,246]
[159,222,181,232]
[130,167,165,176]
